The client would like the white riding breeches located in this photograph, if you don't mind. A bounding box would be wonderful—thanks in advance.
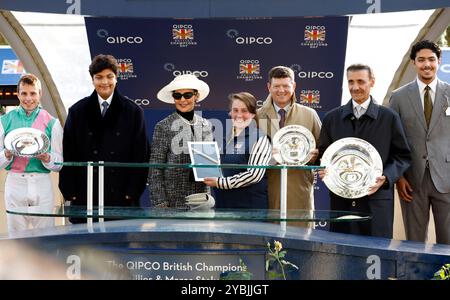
[4,172,55,234]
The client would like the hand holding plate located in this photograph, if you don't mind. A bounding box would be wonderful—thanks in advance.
[308,148,319,164]
[367,175,386,196]
[4,128,50,158]
[317,168,327,180]
[272,125,316,165]
[35,152,50,163]
[321,137,383,199]
[4,149,13,160]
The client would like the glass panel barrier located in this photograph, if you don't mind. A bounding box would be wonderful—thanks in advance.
[6,206,369,222]
[56,161,324,170]
[6,162,370,223]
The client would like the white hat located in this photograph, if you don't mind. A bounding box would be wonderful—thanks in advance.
[157,74,210,104]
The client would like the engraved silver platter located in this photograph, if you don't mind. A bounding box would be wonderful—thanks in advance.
[321,137,383,199]
[4,127,50,157]
[273,125,315,165]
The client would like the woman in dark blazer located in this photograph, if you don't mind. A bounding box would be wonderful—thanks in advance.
[204,92,272,209]
[149,74,213,208]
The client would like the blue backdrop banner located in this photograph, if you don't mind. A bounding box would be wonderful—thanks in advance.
[438,48,450,84]
[84,16,349,221]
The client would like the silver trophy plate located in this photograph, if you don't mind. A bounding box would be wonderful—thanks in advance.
[273,125,316,165]
[4,127,50,158]
[321,137,383,199]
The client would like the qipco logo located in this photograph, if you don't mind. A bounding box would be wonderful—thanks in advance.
[305,25,326,31]
[240,59,260,65]
[163,63,208,78]
[226,29,272,45]
[236,36,272,45]
[173,24,193,30]
[97,29,143,44]
[134,99,150,106]
[173,70,208,77]
[298,71,334,79]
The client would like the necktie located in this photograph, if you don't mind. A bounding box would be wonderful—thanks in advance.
[278,109,286,129]
[355,106,365,119]
[354,106,361,118]
[101,101,109,117]
[424,86,432,128]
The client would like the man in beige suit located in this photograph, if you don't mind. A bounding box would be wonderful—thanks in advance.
[388,40,450,244]
[257,66,322,225]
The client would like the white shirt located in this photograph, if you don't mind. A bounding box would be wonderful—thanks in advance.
[417,77,437,109]
[97,93,113,113]
[273,102,292,119]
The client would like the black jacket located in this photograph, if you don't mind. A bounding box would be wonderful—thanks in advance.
[318,98,411,200]
[59,89,150,207]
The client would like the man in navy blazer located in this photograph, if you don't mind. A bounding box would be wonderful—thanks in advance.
[389,40,450,244]
[318,64,411,238]
[59,54,149,222]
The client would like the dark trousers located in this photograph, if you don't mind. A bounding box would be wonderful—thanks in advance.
[330,194,394,239]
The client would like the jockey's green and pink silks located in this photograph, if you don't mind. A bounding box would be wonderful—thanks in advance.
[1,106,56,173]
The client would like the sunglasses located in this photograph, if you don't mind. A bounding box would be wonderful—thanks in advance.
[172,91,197,100]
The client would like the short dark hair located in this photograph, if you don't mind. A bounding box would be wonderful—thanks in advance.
[17,73,41,93]
[89,54,118,77]
[268,66,295,83]
[409,40,441,60]
[346,64,375,80]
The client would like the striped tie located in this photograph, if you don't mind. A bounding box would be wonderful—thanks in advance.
[101,101,109,118]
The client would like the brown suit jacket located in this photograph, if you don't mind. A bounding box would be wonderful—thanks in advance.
[257,95,322,217]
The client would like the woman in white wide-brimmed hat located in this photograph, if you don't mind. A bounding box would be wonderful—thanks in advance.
[149,74,213,208]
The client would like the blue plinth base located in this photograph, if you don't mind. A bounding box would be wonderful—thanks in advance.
[1,219,449,280]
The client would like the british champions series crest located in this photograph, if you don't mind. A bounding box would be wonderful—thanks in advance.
[237,60,262,81]
[171,24,197,48]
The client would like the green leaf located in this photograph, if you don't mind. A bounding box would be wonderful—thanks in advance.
[283,261,299,269]
[267,271,278,279]
[220,271,253,280]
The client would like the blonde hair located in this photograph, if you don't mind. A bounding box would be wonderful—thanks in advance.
[17,73,42,93]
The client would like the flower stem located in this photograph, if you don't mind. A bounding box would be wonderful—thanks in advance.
[276,256,286,280]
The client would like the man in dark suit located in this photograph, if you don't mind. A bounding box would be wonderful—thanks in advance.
[59,54,149,222]
[318,64,411,238]
[388,40,450,244]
